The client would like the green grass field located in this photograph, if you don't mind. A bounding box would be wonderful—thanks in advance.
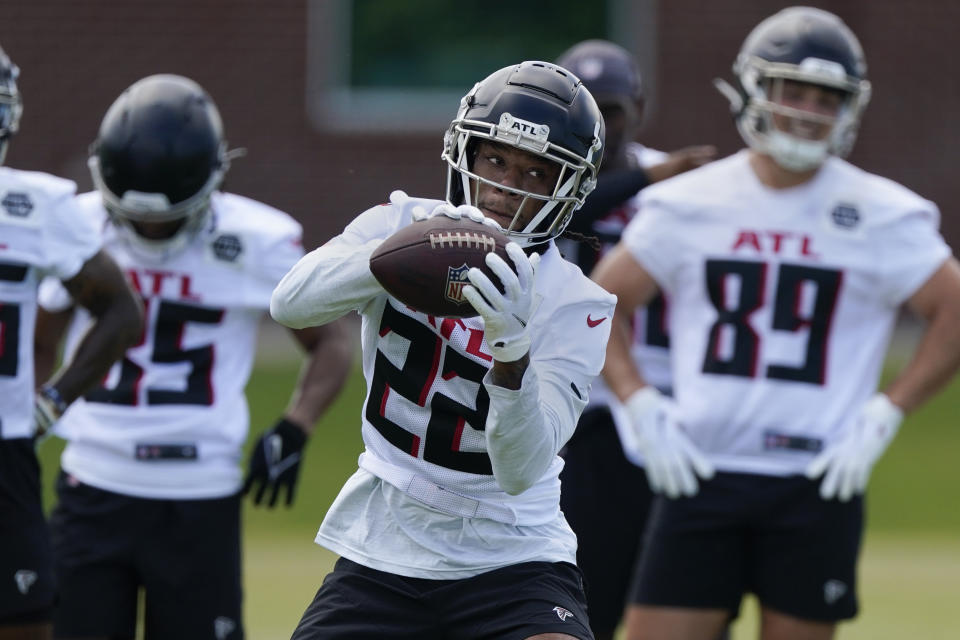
[36,329,960,639]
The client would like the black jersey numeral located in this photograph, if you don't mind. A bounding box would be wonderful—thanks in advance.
[86,299,224,406]
[365,301,492,474]
[642,293,670,349]
[0,262,28,378]
[0,302,20,377]
[702,260,841,385]
[702,260,767,378]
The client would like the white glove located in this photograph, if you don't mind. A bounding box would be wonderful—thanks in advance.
[462,242,538,362]
[621,386,715,498]
[412,202,504,231]
[805,393,903,501]
[34,385,68,437]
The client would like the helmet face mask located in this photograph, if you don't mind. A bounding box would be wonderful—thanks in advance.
[0,47,22,165]
[719,7,871,172]
[442,61,604,247]
[90,74,231,262]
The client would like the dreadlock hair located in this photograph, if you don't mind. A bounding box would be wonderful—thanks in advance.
[559,228,601,251]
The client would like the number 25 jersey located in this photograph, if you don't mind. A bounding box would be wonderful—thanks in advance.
[40,191,304,498]
[624,150,950,476]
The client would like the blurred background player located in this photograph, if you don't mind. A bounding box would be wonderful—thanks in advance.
[272,60,614,639]
[33,74,352,640]
[0,45,142,640]
[593,7,960,640]
[553,39,715,640]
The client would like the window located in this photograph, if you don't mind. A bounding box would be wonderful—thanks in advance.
[307,0,650,132]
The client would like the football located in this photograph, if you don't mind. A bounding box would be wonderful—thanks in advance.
[369,216,512,318]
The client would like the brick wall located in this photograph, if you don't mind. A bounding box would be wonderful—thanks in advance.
[2,1,958,249]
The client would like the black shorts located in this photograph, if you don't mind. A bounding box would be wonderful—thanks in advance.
[49,472,244,639]
[629,471,863,622]
[560,406,653,634]
[292,557,594,640]
[0,438,56,625]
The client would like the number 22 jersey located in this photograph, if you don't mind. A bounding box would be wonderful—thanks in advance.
[624,150,950,476]
[271,190,616,578]
[39,191,304,498]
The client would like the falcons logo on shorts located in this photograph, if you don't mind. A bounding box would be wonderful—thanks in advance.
[14,570,37,595]
[552,606,574,622]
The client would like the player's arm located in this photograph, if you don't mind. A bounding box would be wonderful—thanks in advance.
[281,320,354,433]
[463,243,615,494]
[484,357,600,495]
[482,303,614,496]
[271,237,385,329]
[644,145,717,183]
[591,242,714,497]
[271,203,401,330]
[489,356,528,389]
[33,306,74,387]
[884,257,960,413]
[243,318,355,508]
[590,242,660,401]
[805,256,960,502]
[36,250,142,423]
[565,146,716,235]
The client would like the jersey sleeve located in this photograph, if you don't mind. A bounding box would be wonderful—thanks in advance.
[243,220,305,309]
[41,191,101,281]
[621,195,681,293]
[270,197,402,329]
[483,267,616,494]
[875,205,952,306]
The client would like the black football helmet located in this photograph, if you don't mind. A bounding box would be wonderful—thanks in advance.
[556,40,644,167]
[556,40,644,111]
[0,46,22,165]
[714,7,871,171]
[89,74,232,259]
[442,61,604,247]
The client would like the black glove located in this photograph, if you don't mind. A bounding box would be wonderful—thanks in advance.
[242,418,308,508]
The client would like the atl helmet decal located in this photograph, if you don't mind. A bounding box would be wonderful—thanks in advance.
[445,263,471,306]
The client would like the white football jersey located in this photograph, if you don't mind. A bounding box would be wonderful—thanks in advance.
[272,191,616,578]
[624,150,951,476]
[39,191,303,498]
[0,168,98,440]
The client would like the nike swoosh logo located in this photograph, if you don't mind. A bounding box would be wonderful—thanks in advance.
[587,315,607,328]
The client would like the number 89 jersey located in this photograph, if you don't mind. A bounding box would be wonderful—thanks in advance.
[623,151,950,476]
[0,169,99,440]
[39,191,304,499]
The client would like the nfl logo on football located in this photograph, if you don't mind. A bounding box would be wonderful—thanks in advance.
[445,263,471,305]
